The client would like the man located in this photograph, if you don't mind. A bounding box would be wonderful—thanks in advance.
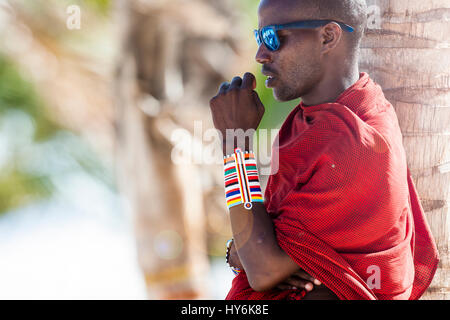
[209,0,438,300]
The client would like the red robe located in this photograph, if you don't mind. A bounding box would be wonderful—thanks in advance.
[226,73,439,300]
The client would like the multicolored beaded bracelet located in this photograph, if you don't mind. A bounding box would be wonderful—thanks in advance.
[226,238,242,276]
[223,148,264,210]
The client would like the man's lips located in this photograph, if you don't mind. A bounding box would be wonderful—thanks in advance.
[261,68,276,88]
[262,69,277,78]
[262,69,278,87]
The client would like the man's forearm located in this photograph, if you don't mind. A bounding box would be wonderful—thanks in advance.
[229,202,300,291]
[224,136,300,291]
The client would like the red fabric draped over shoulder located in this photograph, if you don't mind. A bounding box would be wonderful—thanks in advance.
[226,73,439,300]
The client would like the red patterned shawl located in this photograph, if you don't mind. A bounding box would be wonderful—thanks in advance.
[226,73,439,300]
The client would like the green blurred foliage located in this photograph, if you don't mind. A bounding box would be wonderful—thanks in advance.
[0,55,57,212]
[0,0,118,216]
[0,166,54,214]
[0,55,60,141]
[0,55,114,215]
[83,0,111,15]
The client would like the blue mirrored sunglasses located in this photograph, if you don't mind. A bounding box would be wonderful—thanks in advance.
[254,19,354,51]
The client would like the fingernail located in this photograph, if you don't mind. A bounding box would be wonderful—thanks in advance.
[291,286,297,290]
[305,283,313,291]
[314,279,322,285]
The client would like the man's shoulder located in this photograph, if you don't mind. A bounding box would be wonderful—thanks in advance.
[305,103,365,144]
[304,105,393,164]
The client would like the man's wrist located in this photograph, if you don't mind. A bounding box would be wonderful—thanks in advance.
[222,139,253,156]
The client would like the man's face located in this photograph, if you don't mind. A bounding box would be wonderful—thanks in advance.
[256,0,324,102]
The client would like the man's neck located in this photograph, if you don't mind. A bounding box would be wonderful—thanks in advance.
[301,65,360,107]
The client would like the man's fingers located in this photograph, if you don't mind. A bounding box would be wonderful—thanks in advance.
[241,72,256,90]
[278,269,321,293]
[276,283,295,291]
[292,269,319,284]
[219,73,255,93]
[284,277,315,292]
[229,76,243,89]
[218,82,230,94]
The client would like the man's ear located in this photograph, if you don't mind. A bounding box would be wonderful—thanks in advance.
[320,22,343,54]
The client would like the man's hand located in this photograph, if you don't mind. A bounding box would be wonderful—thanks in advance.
[209,72,265,154]
[228,241,321,294]
[276,269,322,293]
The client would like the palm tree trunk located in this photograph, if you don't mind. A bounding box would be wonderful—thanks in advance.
[113,1,210,299]
[360,0,450,299]
[112,0,241,299]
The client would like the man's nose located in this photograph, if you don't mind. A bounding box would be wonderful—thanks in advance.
[255,44,272,64]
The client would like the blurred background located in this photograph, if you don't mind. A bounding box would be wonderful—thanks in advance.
[0,0,296,299]
[0,0,448,299]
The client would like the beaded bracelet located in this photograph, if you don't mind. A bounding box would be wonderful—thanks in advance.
[226,239,242,276]
[223,148,264,210]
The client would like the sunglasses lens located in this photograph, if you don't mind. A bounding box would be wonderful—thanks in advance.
[261,27,279,51]
[254,30,262,46]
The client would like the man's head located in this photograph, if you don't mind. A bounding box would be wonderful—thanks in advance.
[256,0,367,101]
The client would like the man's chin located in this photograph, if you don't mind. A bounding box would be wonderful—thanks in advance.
[272,88,298,102]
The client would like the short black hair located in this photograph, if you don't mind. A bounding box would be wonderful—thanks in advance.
[300,0,368,52]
